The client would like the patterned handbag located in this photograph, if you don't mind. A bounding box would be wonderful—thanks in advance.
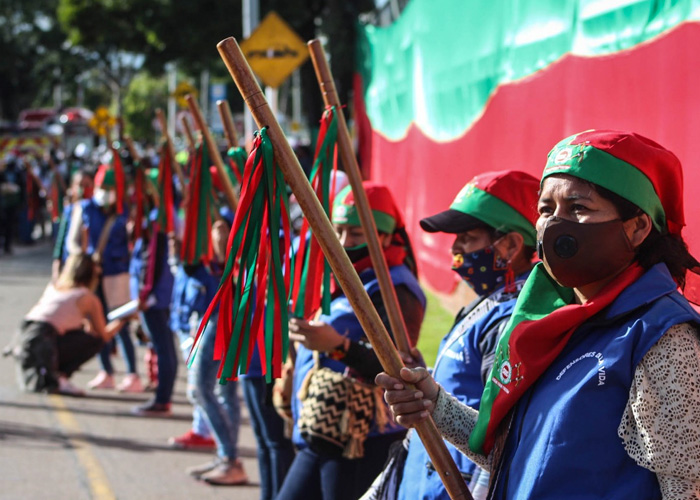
[297,352,388,459]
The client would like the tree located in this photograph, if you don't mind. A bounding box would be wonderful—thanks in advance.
[0,0,90,119]
[122,71,167,142]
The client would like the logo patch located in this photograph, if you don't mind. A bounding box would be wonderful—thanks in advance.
[499,360,512,384]
[554,148,572,164]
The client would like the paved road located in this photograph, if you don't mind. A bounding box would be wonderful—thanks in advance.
[0,241,262,499]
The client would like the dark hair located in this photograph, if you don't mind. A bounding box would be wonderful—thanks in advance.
[593,183,698,288]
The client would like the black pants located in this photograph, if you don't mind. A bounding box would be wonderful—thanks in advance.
[15,321,103,392]
[56,329,104,377]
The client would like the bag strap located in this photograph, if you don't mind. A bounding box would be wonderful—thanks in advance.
[92,215,117,265]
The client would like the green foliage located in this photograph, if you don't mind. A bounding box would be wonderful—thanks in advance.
[0,0,90,118]
[122,71,167,142]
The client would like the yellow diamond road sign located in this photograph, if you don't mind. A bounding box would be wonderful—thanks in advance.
[240,11,309,88]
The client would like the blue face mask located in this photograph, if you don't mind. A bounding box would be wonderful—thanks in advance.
[451,245,509,296]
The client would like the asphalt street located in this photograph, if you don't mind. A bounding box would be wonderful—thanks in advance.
[0,240,262,499]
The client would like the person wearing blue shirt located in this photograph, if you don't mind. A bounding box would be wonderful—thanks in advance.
[378,130,700,499]
[277,182,426,500]
[362,170,540,500]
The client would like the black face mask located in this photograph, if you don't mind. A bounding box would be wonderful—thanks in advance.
[537,217,636,288]
[344,243,370,263]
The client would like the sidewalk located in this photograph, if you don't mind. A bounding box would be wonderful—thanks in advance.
[0,241,261,499]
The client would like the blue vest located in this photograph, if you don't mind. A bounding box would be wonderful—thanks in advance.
[291,265,426,448]
[399,283,525,500]
[493,263,700,499]
[80,199,129,276]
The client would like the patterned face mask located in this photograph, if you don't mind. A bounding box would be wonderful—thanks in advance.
[451,245,509,296]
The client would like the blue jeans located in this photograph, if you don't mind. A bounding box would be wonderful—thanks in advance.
[140,308,178,404]
[175,327,210,437]
[98,323,137,374]
[96,284,137,375]
[242,376,295,500]
[192,313,240,460]
[275,432,404,500]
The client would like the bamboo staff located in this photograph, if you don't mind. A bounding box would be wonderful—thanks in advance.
[217,37,471,500]
[217,99,239,149]
[180,115,196,150]
[308,39,413,354]
[185,94,239,211]
[155,109,187,194]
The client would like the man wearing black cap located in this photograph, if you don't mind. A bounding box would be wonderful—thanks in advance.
[363,170,539,500]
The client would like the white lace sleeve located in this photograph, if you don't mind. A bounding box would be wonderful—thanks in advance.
[618,322,700,499]
[431,386,491,469]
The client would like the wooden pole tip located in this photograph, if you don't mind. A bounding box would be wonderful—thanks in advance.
[217,37,237,49]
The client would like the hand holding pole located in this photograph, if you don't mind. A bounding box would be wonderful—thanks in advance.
[216,36,471,500]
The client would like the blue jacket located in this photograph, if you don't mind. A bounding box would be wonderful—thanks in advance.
[291,264,426,449]
[493,263,700,499]
[79,198,129,276]
[398,277,529,500]
[129,211,174,309]
[169,264,220,334]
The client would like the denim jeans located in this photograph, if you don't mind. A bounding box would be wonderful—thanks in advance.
[98,322,137,374]
[242,376,295,500]
[275,432,404,500]
[175,327,210,438]
[96,285,137,375]
[192,313,240,460]
[140,308,178,404]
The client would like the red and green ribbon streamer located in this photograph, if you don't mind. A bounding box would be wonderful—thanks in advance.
[48,170,64,223]
[157,144,175,234]
[180,140,215,265]
[132,162,146,240]
[469,262,644,455]
[227,146,247,185]
[191,127,292,383]
[290,106,339,319]
[110,146,126,215]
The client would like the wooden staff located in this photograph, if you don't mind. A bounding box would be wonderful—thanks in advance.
[155,109,187,194]
[186,94,239,211]
[308,39,412,354]
[217,99,239,149]
[217,37,471,500]
[180,114,196,150]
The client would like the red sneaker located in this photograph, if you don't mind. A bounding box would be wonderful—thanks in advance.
[168,430,217,451]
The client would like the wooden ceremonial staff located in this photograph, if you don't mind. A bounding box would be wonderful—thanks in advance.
[217,37,472,500]
[185,94,239,211]
[155,109,187,196]
[308,39,412,354]
[216,99,240,149]
[180,115,196,151]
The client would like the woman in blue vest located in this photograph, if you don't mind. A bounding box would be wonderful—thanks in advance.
[378,130,700,499]
[276,182,426,500]
[363,170,539,500]
[66,164,142,393]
